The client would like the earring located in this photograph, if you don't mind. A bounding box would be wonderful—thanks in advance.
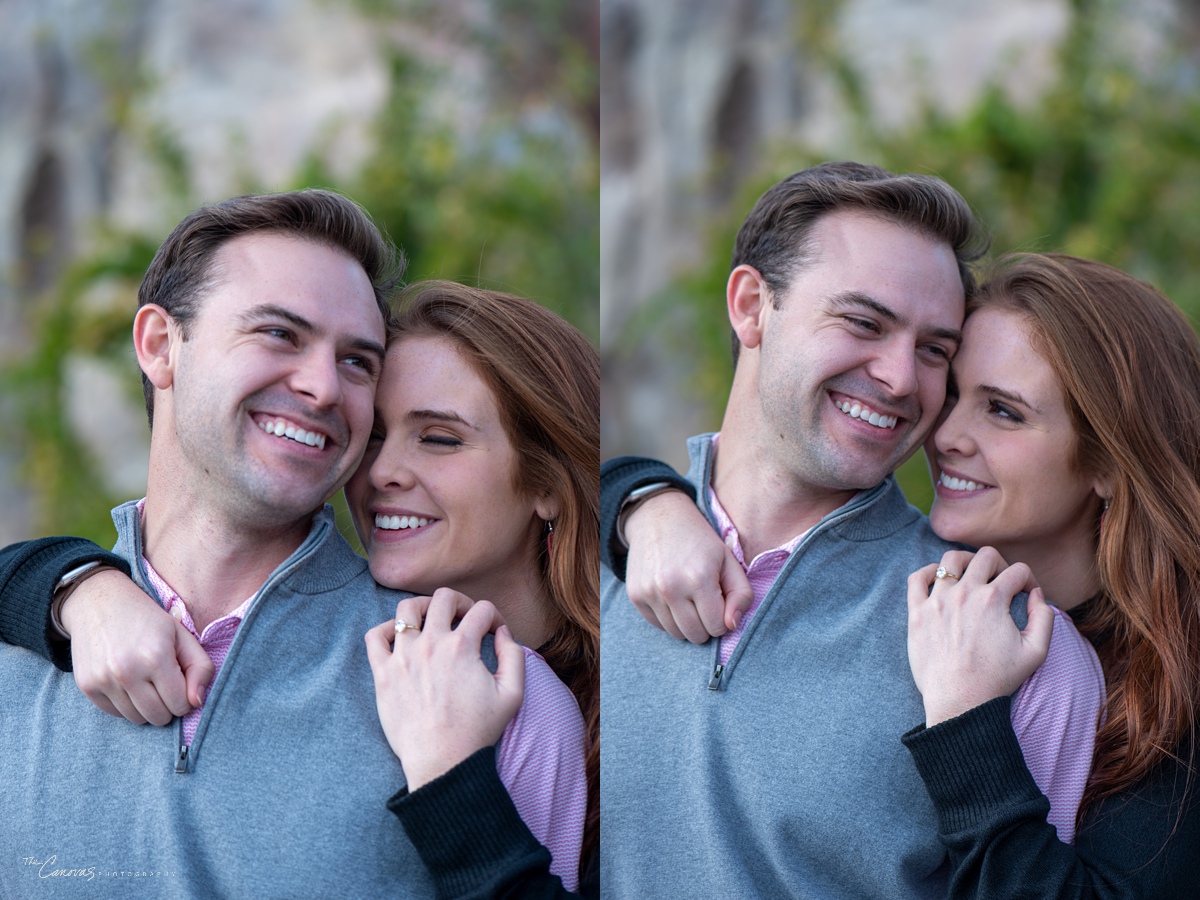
[546,519,555,557]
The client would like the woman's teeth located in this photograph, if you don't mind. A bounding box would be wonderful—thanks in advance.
[939,472,987,492]
[375,514,431,531]
[258,418,327,450]
[836,400,897,430]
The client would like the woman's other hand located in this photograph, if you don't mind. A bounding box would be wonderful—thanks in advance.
[365,587,526,791]
[624,491,753,643]
[60,570,212,726]
[906,547,1055,727]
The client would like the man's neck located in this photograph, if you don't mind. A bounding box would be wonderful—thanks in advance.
[710,428,859,562]
[140,494,314,634]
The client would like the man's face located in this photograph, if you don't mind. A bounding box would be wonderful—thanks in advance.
[164,232,386,525]
[753,210,965,492]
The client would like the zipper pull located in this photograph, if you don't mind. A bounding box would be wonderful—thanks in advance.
[175,744,189,774]
[708,663,725,690]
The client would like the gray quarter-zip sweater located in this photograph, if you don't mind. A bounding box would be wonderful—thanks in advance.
[0,502,489,898]
[600,435,1020,899]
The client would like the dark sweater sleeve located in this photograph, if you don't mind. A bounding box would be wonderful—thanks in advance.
[599,456,694,580]
[0,537,130,671]
[902,695,1200,899]
[387,745,597,900]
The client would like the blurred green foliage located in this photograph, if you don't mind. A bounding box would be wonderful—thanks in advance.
[0,2,597,548]
[642,0,1200,512]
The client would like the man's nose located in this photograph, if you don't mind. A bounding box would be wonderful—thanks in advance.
[290,349,343,408]
[868,340,919,398]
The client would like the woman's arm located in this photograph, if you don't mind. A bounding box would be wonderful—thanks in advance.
[903,697,1200,899]
[599,456,694,577]
[387,745,597,900]
[600,456,752,641]
[366,591,595,899]
[905,548,1199,897]
[0,536,209,723]
[0,537,129,669]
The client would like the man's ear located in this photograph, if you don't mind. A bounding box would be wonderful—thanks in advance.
[727,265,771,351]
[133,304,179,391]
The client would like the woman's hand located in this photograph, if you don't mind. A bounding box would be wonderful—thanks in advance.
[624,490,753,643]
[59,570,213,726]
[906,547,1055,727]
[364,587,526,792]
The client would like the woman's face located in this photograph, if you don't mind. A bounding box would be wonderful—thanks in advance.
[926,306,1103,562]
[345,335,547,602]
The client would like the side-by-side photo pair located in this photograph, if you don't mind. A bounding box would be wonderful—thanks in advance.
[2,2,1199,898]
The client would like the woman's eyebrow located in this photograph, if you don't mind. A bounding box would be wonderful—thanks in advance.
[405,409,480,430]
[980,383,1041,414]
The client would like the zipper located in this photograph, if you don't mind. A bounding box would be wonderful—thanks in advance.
[702,480,890,692]
[153,514,333,774]
[708,663,725,690]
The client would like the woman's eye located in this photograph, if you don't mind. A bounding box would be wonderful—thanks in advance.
[419,435,462,448]
[987,400,1023,423]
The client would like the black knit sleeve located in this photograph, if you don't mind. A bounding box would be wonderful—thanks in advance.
[901,695,1200,899]
[599,456,694,580]
[0,537,130,671]
[387,745,596,899]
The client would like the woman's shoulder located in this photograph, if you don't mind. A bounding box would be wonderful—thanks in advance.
[521,646,585,723]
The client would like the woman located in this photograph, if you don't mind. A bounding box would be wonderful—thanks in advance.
[0,281,599,898]
[603,254,1200,896]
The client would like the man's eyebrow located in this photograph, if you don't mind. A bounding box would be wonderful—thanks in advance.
[406,409,480,430]
[830,291,962,344]
[830,291,900,323]
[981,383,1040,414]
[239,304,316,331]
[349,336,386,364]
[240,304,385,361]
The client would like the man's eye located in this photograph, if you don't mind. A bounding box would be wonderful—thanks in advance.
[844,316,879,333]
[341,355,377,374]
[922,343,951,360]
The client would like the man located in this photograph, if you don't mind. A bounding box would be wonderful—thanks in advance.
[0,191,583,897]
[599,163,1102,897]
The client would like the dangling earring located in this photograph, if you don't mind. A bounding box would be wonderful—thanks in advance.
[1100,497,1110,530]
[546,519,555,557]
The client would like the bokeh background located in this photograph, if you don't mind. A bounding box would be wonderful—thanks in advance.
[601,0,1200,512]
[7,0,1200,548]
[0,0,598,547]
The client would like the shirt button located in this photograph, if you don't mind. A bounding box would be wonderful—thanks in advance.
[169,605,184,622]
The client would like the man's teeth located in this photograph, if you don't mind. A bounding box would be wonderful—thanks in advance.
[375,514,431,531]
[835,400,897,430]
[939,472,987,492]
[258,419,326,450]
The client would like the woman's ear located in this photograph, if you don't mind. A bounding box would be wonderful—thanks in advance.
[534,494,561,524]
[1091,473,1114,509]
